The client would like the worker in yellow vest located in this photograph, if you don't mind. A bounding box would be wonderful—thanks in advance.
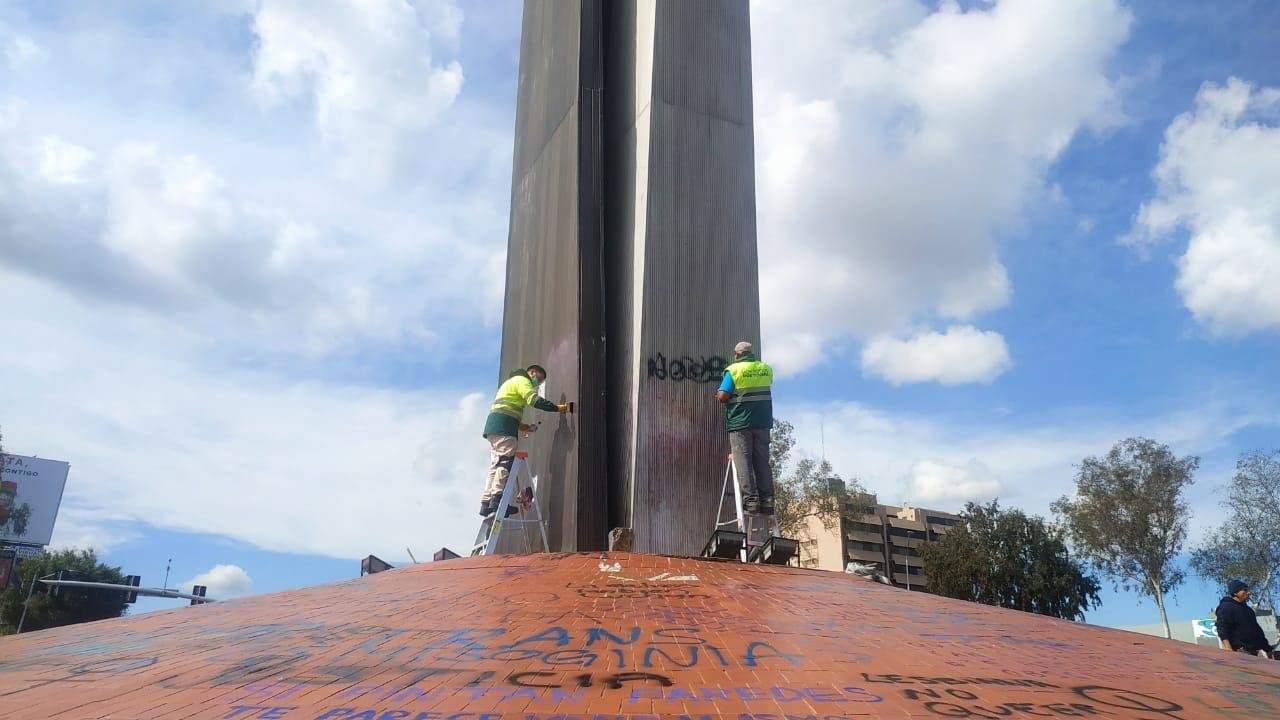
[716,341,775,515]
[479,364,569,517]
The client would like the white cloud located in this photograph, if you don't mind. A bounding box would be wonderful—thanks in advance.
[0,2,513,367]
[907,459,1001,504]
[751,0,1131,373]
[0,123,504,357]
[0,2,514,565]
[1,272,490,560]
[780,391,1280,538]
[101,142,320,309]
[1128,78,1280,335]
[37,136,93,184]
[4,34,46,68]
[0,132,358,340]
[0,97,22,129]
[184,564,253,599]
[250,0,465,182]
[48,505,142,555]
[861,325,1011,385]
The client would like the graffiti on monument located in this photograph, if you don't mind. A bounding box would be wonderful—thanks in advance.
[646,353,728,384]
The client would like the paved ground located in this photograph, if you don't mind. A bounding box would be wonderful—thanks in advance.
[0,552,1277,719]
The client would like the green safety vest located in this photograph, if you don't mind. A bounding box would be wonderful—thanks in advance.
[724,356,773,431]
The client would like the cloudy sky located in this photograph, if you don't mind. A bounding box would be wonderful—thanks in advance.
[1,0,1277,624]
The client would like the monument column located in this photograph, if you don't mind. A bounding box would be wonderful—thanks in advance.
[498,0,607,552]
[500,0,760,555]
[604,0,761,554]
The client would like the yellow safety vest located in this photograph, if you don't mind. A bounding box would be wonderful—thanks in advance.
[490,375,540,420]
[724,357,773,431]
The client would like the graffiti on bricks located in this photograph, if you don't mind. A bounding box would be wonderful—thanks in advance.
[567,582,707,600]
[303,707,875,712]
[901,686,1109,719]
[199,623,802,689]
[227,681,885,717]
[222,707,297,720]
[506,671,672,689]
[887,679,1188,720]
[1071,686,1185,718]
[862,674,1059,689]
[917,699,1108,718]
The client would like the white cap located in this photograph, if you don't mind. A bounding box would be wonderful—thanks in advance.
[734,341,754,354]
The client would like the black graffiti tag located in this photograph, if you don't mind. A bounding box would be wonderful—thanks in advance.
[506,671,673,689]
[647,353,729,384]
[567,582,708,599]
[1072,686,1184,719]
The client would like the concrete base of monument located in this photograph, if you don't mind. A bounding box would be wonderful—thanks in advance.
[1,552,1277,718]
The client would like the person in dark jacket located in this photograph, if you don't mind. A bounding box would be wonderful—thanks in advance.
[1215,579,1276,659]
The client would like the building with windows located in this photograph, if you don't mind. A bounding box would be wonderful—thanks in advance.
[797,483,962,590]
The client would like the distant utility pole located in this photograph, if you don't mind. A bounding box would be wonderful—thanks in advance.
[16,571,58,633]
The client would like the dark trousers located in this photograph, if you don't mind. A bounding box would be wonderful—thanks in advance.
[729,428,773,502]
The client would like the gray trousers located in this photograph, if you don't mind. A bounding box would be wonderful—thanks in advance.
[482,435,518,504]
[729,428,773,502]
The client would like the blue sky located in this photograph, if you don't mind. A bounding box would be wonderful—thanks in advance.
[0,0,1277,629]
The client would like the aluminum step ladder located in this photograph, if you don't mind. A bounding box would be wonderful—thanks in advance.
[470,451,550,556]
[702,453,797,564]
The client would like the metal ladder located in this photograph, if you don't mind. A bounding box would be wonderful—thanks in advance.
[470,451,551,556]
[706,453,788,563]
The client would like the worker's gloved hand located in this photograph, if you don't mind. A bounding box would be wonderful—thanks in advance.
[556,403,570,414]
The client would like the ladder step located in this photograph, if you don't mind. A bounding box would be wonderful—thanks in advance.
[471,455,551,557]
[713,456,798,565]
[702,530,745,559]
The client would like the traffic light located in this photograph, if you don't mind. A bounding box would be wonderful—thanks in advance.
[124,575,140,604]
[190,584,207,606]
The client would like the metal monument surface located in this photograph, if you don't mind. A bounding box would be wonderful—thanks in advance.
[500,0,761,554]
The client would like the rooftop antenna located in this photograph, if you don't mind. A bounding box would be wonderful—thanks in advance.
[162,558,172,591]
[820,420,826,465]
[406,547,419,564]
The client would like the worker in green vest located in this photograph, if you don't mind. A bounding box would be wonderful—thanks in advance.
[716,341,775,515]
[480,364,569,517]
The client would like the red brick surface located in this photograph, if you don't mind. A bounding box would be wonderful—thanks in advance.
[1,552,1277,719]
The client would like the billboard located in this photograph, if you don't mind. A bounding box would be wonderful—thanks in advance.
[1,454,70,547]
[1191,618,1218,638]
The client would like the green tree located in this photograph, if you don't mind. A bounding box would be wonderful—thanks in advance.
[0,548,129,634]
[769,419,796,483]
[769,419,861,537]
[1052,437,1197,638]
[1190,450,1280,624]
[921,500,1100,620]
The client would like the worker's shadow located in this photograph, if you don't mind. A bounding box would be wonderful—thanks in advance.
[545,392,574,550]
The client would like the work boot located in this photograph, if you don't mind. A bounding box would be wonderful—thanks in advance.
[760,497,775,516]
[480,501,496,518]
[743,497,761,515]
[486,498,520,518]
